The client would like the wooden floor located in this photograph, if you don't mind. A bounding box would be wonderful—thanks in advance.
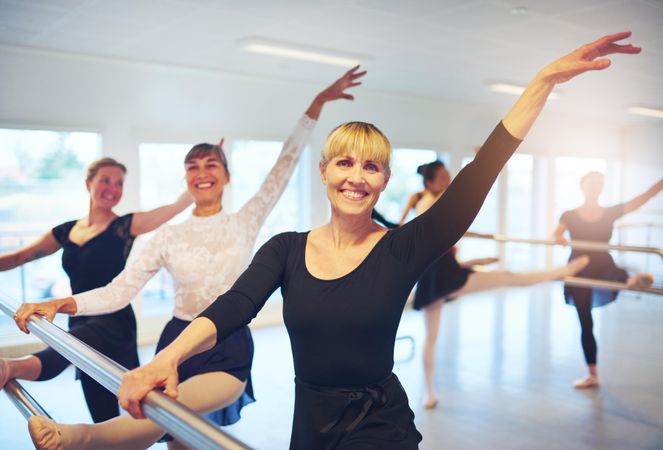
[2,283,663,449]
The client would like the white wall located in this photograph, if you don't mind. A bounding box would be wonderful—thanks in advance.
[1,44,635,221]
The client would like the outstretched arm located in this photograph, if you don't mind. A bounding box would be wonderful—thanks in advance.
[130,190,193,236]
[239,66,366,224]
[401,32,640,271]
[13,228,169,333]
[503,32,640,139]
[0,231,61,271]
[623,178,663,214]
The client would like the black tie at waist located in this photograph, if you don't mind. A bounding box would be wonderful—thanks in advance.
[290,373,421,450]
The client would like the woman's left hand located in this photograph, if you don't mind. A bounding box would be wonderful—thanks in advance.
[538,31,640,85]
[317,65,367,102]
[118,356,180,419]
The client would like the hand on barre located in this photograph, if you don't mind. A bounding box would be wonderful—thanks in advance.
[13,297,77,334]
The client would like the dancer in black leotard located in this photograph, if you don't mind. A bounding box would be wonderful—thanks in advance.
[17,32,637,450]
[0,157,192,422]
[402,159,588,408]
[554,171,663,389]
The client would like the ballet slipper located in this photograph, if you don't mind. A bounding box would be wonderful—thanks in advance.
[627,272,654,289]
[566,255,590,276]
[573,375,600,389]
[28,415,64,450]
[0,358,9,389]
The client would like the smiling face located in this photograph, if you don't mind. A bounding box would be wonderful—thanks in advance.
[185,154,230,208]
[86,166,125,210]
[321,154,389,218]
[319,122,391,219]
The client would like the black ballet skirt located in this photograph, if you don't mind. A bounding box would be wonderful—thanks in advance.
[413,248,472,310]
[291,373,421,450]
[560,206,628,308]
[51,214,140,377]
[155,318,255,427]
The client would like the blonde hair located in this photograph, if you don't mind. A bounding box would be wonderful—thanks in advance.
[86,157,126,183]
[321,122,391,176]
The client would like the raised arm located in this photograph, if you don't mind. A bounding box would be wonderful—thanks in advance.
[118,232,290,418]
[399,32,640,270]
[239,66,366,225]
[502,32,640,139]
[622,178,663,214]
[0,231,60,271]
[130,190,193,236]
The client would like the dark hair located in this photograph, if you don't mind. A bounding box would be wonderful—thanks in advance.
[184,143,229,174]
[416,160,445,184]
[86,157,127,183]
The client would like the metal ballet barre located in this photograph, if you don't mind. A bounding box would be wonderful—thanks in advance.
[4,379,52,420]
[562,276,663,296]
[0,297,253,450]
[466,232,663,258]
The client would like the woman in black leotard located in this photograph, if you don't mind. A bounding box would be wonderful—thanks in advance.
[402,160,588,409]
[37,33,635,450]
[554,171,663,389]
[0,157,192,422]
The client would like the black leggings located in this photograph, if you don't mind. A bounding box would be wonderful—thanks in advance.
[35,345,120,423]
[573,289,597,366]
[33,308,139,423]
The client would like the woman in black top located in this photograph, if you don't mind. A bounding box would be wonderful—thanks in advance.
[553,171,663,389]
[0,157,192,422]
[102,33,636,449]
[402,160,588,409]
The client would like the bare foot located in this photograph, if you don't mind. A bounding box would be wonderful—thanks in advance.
[573,374,600,389]
[28,416,64,450]
[566,255,590,276]
[627,272,654,289]
[423,396,439,409]
[0,358,9,389]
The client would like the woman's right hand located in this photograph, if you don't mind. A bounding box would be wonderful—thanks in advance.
[14,301,60,334]
[118,355,180,419]
[554,235,569,246]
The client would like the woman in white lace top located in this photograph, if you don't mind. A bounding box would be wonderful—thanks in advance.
[15,66,366,450]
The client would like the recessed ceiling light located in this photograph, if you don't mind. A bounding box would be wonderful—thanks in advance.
[238,37,366,67]
[488,82,559,100]
[510,6,528,15]
[627,106,663,119]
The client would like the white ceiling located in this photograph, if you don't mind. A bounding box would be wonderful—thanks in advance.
[1,0,662,124]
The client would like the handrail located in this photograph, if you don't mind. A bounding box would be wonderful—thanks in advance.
[467,232,663,257]
[616,222,663,230]
[562,276,663,296]
[4,379,52,420]
[0,297,253,450]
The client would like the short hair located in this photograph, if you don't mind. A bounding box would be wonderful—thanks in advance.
[184,143,229,174]
[320,122,391,176]
[86,157,126,183]
[417,160,446,185]
[580,171,604,187]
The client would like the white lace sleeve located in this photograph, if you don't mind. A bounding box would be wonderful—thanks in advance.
[73,227,167,316]
[238,114,316,228]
